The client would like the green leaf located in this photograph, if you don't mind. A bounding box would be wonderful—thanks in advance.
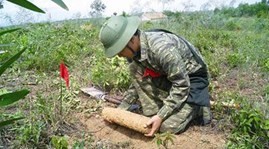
[264,120,269,129]
[0,117,24,128]
[0,28,20,36]
[51,0,69,11]
[157,139,162,146]
[0,48,26,76]
[0,90,29,107]
[7,0,45,13]
[0,89,9,95]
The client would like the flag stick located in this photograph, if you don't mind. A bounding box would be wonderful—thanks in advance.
[59,62,69,125]
[60,77,63,118]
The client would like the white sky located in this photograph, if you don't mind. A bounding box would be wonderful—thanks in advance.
[0,0,261,27]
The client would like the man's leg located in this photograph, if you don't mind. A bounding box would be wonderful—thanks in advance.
[199,106,212,125]
[159,103,200,134]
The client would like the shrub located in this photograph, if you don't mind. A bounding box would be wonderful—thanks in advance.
[226,53,245,68]
[227,103,269,148]
[225,20,240,31]
[264,58,269,71]
[90,48,131,90]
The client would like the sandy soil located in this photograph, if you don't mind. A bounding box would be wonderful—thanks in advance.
[70,93,227,149]
[77,112,226,149]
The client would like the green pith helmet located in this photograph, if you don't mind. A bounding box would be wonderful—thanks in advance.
[99,16,141,58]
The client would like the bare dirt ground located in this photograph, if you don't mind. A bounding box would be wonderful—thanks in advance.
[55,68,268,148]
[68,93,227,149]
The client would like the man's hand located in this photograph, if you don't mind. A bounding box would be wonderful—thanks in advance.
[144,115,162,137]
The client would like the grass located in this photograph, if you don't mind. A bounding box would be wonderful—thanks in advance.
[0,11,268,148]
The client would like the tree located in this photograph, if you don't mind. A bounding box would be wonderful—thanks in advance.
[89,0,106,18]
[182,1,195,12]
[0,0,3,9]
[159,0,175,11]
[228,0,237,7]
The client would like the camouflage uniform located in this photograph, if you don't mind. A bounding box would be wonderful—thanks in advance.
[118,30,211,133]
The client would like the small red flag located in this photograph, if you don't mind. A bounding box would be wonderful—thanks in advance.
[60,62,69,88]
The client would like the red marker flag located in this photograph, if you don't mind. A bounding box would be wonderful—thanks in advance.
[60,62,69,88]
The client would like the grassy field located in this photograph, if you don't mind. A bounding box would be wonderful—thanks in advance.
[0,9,269,148]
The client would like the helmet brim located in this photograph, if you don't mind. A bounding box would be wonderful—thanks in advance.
[105,16,141,58]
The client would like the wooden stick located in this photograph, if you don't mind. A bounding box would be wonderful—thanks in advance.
[102,107,151,134]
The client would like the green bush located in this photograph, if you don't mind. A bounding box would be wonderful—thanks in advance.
[226,53,245,68]
[153,132,176,149]
[51,135,68,149]
[264,58,269,71]
[16,121,44,147]
[215,1,269,18]
[227,103,269,148]
[225,20,241,31]
[90,48,130,90]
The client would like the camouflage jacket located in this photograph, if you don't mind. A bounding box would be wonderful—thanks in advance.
[118,30,207,120]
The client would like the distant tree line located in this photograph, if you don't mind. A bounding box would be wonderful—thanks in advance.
[214,0,269,18]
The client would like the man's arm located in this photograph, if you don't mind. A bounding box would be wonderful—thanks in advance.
[152,44,190,120]
[143,45,190,137]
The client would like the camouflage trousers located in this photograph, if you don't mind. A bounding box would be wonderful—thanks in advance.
[138,97,211,134]
[159,104,211,133]
[132,79,212,133]
[134,78,212,133]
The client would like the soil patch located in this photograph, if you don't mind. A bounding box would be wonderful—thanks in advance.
[70,94,226,149]
[74,111,226,149]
